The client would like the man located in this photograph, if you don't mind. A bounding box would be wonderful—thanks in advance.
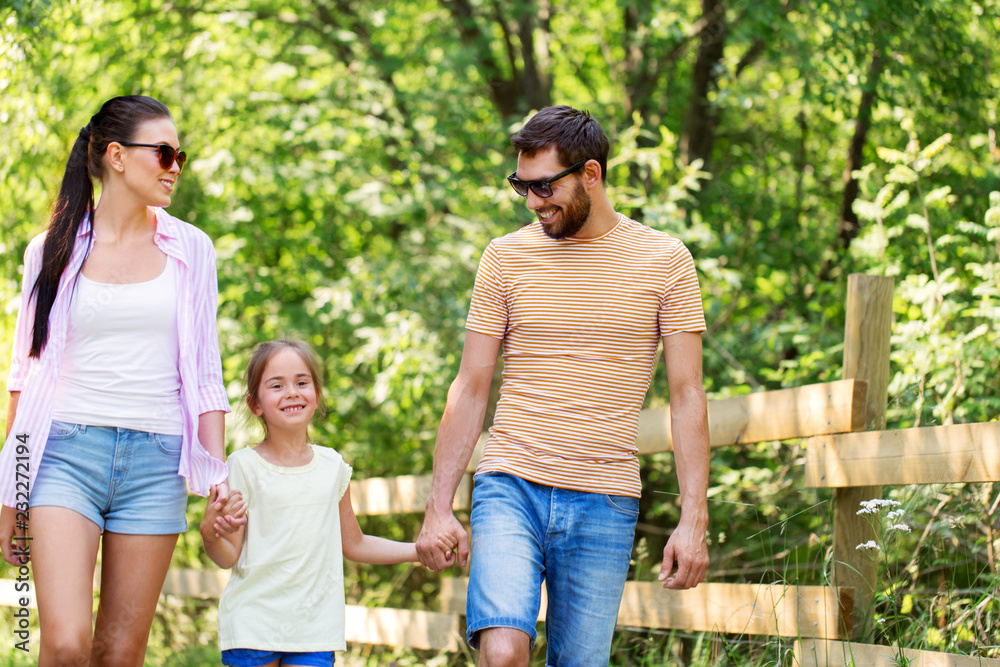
[416,105,710,666]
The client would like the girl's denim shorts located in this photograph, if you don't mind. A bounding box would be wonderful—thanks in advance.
[29,421,188,534]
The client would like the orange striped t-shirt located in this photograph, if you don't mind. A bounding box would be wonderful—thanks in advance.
[466,214,706,497]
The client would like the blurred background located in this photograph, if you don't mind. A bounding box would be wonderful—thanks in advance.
[1,0,998,664]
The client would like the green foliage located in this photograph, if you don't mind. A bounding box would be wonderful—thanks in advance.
[852,117,1000,427]
[1,0,999,665]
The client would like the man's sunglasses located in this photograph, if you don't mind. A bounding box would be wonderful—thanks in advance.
[118,142,187,173]
[507,159,589,198]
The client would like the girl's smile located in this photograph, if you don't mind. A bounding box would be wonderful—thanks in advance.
[250,348,319,430]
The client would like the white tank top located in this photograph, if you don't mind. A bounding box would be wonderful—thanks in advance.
[52,260,184,435]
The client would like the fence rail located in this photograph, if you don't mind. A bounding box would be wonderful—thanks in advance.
[440,578,853,640]
[805,421,1000,487]
[794,639,1000,667]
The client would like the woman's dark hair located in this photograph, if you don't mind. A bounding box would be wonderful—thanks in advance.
[29,95,172,357]
[511,105,611,183]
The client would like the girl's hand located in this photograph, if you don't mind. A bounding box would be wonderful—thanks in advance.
[437,535,458,551]
[416,510,468,571]
[214,490,248,536]
[200,486,241,539]
[0,505,28,567]
[225,490,247,517]
[199,485,246,570]
[212,515,246,536]
[435,534,459,565]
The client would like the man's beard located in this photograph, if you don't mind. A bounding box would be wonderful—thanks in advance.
[541,180,592,240]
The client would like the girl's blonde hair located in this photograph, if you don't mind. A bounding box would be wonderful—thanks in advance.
[244,339,325,435]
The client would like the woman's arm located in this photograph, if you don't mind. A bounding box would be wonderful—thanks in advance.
[5,237,44,439]
[5,392,19,440]
[189,229,230,494]
[198,410,229,499]
[1,238,44,565]
[340,485,418,564]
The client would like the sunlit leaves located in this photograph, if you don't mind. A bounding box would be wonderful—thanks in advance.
[854,119,1000,427]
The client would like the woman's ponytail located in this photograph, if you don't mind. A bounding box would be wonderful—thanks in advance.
[29,125,95,357]
[28,96,172,358]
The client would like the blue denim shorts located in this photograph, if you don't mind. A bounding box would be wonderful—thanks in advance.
[221,649,335,667]
[467,471,639,664]
[29,421,188,534]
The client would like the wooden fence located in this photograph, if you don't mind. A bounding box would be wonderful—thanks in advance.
[3,274,999,665]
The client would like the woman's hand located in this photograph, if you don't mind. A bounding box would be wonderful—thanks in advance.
[0,505,29,567]
[211,480,231,510]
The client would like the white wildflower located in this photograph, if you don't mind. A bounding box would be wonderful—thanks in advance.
[858,499,902,515]
[887,509,905,521]
[856,540,881,550]
[887,523,911,533]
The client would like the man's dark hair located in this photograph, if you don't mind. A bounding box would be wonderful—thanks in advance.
[511,105,610,183]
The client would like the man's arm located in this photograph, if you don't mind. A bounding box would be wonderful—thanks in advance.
[658,331,710,589]
[416,331,501,572]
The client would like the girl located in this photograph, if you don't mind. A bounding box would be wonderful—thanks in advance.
[201,340,452,667]
[0,95,235,665]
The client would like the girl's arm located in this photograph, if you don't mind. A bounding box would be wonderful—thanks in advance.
[340,485,418,564]
[200,486,246,569]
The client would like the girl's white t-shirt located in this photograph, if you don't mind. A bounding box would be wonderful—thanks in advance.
[52,260,183,434]
[218,445,353,652]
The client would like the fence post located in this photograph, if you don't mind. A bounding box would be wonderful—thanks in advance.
[835,273,894,636]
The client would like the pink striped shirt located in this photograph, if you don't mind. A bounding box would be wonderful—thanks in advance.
[467,214,706,497]
[1,208,230,506]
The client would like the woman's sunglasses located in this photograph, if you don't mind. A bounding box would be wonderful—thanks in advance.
[118,142,187,173]
[507,159,589,198]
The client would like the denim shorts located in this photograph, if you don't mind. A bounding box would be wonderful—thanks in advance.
[467,471,639,665]
[29,421,188,534]
[221,649,335,667]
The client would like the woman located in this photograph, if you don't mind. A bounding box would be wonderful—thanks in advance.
[0,95,233,666]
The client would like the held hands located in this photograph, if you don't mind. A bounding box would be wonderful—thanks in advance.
[416,509,468,572]
[213,480,232,508]
[435,534,459,561]
[203,484,247,539]
[658,520,709,590]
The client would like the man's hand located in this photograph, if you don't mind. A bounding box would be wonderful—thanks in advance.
[658,520,708,589]
[416,508,469,572]
[659,332,710,590]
